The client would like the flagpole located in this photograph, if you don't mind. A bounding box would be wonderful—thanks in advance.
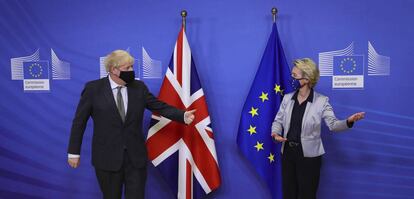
[181,10,187,31]
[271,7,278,23]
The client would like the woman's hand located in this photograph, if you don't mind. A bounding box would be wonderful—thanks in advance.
[347,112,365,123]
[272,133,287,142]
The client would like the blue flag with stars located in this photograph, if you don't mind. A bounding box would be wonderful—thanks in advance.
[23,61,49,79]
[237,23,292,199]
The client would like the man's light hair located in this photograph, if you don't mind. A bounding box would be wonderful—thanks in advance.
[294,58,320,88]
[104,50,135,72]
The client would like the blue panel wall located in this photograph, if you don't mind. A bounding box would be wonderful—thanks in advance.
[0,0,413,198]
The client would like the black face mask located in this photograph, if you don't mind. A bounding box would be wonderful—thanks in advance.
[119,71,135,84]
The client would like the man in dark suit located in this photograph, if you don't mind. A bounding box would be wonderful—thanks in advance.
[67,50,195,199]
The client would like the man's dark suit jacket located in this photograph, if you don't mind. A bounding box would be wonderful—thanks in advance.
[68,77,184,171]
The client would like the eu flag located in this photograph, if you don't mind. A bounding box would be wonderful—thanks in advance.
[23,61,49,79]
[333,55,364,76]
[237,23,292,199]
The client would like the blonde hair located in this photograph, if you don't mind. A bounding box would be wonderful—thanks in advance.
[293,58,320,88]
[104,50,135,72]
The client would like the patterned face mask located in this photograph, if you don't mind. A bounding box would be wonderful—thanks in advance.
[290,77,307,90]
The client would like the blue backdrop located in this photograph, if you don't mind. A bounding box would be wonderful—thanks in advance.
[1,0,413,198]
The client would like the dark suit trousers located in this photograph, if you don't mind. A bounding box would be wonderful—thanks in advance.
[282,143,322,199]
[95,150,147,199]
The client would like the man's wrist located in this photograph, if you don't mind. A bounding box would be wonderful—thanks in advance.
[68,154,80,158]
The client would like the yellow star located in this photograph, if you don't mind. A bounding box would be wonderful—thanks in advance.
[254,141,264,151]
[249,107,259,117]
[247,125,257,135]
[268,153,275,163]
[259,92,269,102]
[274,84,283,95]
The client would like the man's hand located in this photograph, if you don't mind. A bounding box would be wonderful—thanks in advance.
[184,109,196,124]
[68,157,80,168]
[272,133,287,142]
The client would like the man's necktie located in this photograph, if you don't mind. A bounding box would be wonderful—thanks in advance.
[116,86,125,122]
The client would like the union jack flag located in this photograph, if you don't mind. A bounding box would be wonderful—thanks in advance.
[146,26,221,199]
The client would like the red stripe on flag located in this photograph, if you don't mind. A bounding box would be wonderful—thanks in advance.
[186,160,192,199]
[188,96,210,125]
[176,27,184,86]
[158,76,186,110]
[206,129,214,139]
[182,125,221,190]
[146,122,185,160]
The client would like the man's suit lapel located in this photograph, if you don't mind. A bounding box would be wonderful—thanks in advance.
[125,82,137,123]
[102,77,124,123]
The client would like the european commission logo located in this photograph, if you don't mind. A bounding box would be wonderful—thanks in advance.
[332,55,364,88]
[98,47,162,79]
[11,49,71,92]
[23,61,50,91]
[319,41,390,89]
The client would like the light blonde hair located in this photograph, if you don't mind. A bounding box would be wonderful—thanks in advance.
[293,58,320,88]
[104,50,135,72]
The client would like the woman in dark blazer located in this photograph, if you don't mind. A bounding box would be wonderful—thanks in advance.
[271,58,365,199]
